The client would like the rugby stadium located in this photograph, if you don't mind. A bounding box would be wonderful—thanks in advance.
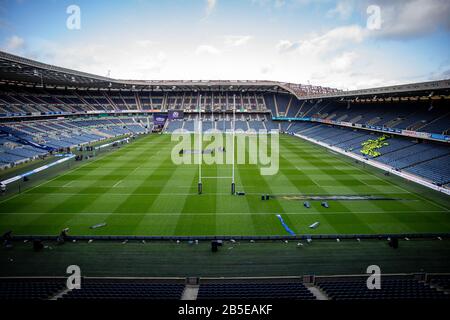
[0,0,449,309]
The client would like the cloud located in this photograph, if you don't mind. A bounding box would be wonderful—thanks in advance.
[301,25,366,53]
[365,0,450,39]
[271,24,415,90]
[329,51,358,72]
[195,44,221,55]
[4,35,25,52]
[251,0,286,8]
[427,60,450,80]
[4,0,446,89]
[327,0,354,19]
[252,0,332,8]
[277,25,366,55]
[260,64,274,75]
[274,0,285,8]
[224,35,253,47]
[135,40,157,48]
[22,39,170,79]
[276,40,300,53]
[280,1,450,46]
[205,0,217,16]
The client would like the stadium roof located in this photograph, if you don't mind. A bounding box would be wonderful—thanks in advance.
[0,50,449,100]
[0,51,337,98]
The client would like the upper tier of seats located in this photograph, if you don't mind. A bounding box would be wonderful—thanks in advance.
[265,93,450,135]
[0,86,269,116]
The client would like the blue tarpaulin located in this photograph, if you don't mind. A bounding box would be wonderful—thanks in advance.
[276,214,296,236]
[18,138,54,151]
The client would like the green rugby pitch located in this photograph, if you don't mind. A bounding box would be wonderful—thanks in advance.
[0,133,449,236]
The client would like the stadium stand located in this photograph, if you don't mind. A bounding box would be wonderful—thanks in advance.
[0,85,269,116]
[1,274,448,300]
[264,94,450,136]
[429,275,450,291]
[197,282,315,300]
[0,278,65,300]
[284,122,450,186]
[61,279,185,300]
[316,276,450,300]
[406,155,450,185]
[2,85,449,188]
[0,51,448,190]
[0,116,149,168]
[300,100,450,135]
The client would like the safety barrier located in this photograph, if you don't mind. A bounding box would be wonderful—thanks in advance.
[0,154,75,185]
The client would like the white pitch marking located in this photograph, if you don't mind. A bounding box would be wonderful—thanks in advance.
[131,166,142,174]
[15,190,413,196]
[63,181,75,188]
[0,210,445,216]
[201,176,233,179]
[113,180,123,188]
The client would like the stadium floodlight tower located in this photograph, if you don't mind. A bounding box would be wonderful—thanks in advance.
[198,94,203,195]
[231,94,236,195]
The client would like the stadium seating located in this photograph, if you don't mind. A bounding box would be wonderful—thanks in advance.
[406,155,450,185]
[316,277,450,300]
[0,133,48,166]
[0,116,149,167]
[0,85,269,116]
[248,121,265,131]
[0,275,448,300]
[0,278,65,300]
[1,81,449,188]
[283,121,450,186]
[166,120,184,132]
[429,275,450,291]
[61,280,184,300]
[264,93,450,136]
[3,87,447,134]
[197,282,315,300]
[165,114,271,133]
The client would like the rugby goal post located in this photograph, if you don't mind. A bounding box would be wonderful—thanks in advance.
[198,94,202,194]
[196,94,237,195]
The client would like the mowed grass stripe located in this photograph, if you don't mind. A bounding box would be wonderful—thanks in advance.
[0,210,444,216]
[280,138,377,233]
[281,136,449,233]
[0,133,449,236]
[106,136,176,235]
[29,136,163,234]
